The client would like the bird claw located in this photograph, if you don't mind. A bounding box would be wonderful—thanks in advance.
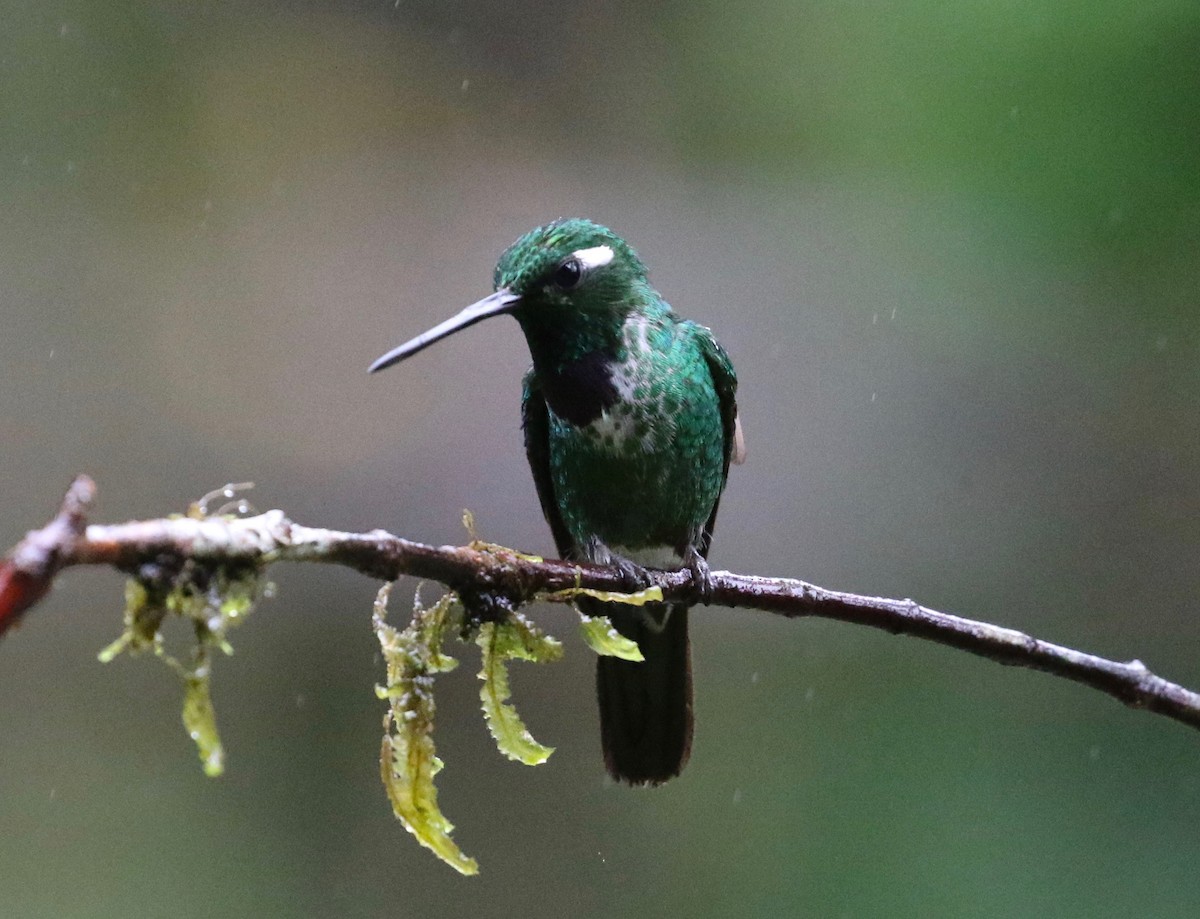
[613,557,653,593]
[585,538,652,592]
[685,550,715,604]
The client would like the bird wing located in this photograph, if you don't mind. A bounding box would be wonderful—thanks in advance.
[521,368,575,559]
[688,323,742,556]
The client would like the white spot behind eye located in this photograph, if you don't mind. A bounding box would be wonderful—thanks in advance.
[571,245,614,270]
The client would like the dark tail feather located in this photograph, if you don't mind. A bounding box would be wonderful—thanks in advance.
[594,601,693,786]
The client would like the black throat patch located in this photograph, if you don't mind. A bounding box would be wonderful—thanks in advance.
[541,350,620,427]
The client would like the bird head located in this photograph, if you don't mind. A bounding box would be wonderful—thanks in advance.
[369,218,651,374]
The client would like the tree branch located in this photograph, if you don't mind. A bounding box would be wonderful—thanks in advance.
[4,475,1199,733]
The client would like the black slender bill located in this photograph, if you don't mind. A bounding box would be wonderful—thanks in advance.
[368,288,522,373]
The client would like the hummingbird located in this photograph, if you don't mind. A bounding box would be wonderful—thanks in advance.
[369,218,743,785]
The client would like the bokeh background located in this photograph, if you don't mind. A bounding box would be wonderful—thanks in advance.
[3,1,1200,916]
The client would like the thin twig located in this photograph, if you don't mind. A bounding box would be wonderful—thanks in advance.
[3,475,1199,732]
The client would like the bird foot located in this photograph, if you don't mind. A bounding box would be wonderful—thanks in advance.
[585,539,653,592]
[684,548,715,605]
[614,557,653,593]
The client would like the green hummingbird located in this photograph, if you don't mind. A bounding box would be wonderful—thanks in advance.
[370,218,743,785]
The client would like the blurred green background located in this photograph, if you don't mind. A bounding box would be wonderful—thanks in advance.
[3,1,1200,915]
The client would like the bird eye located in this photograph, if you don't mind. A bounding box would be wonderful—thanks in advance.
[551,258,584,290]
